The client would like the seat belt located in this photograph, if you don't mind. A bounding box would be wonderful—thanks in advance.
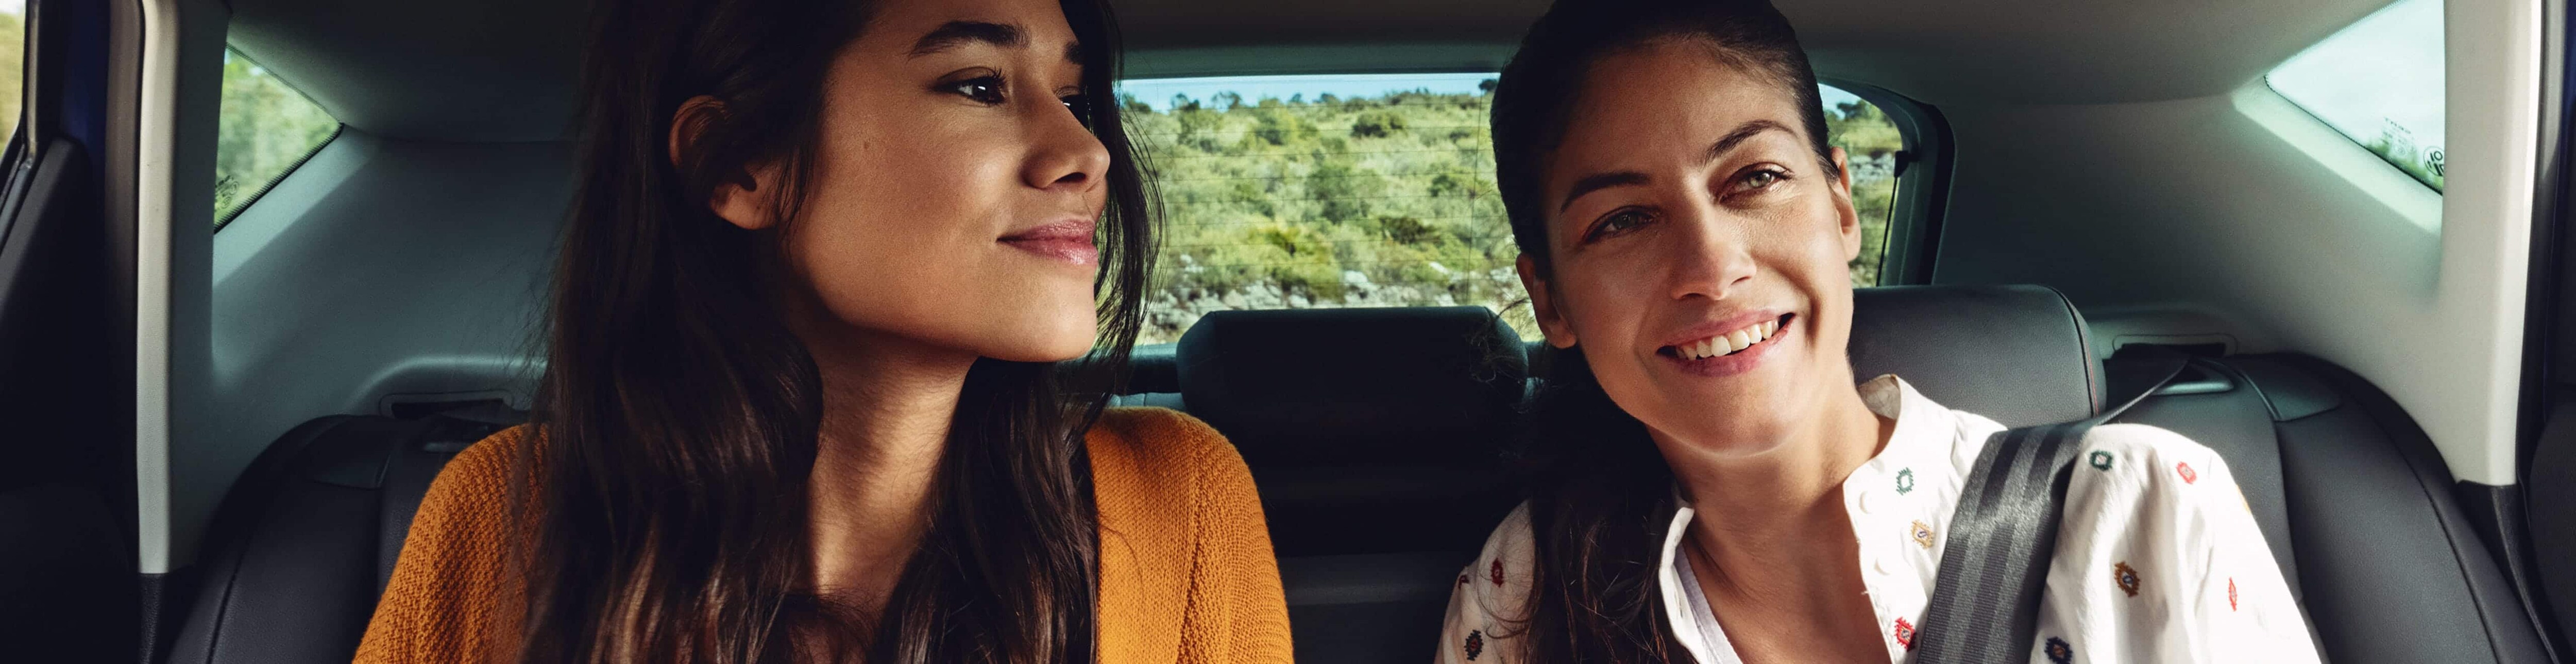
[1910,348,2192,663]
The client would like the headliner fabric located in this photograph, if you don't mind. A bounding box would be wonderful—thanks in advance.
[221,0,2394,141]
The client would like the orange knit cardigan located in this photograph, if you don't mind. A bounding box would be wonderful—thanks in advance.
[350,407,1292,663]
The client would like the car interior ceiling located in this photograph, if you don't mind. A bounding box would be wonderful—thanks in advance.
[132,0,2573,661]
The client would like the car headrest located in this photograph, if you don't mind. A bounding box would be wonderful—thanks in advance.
[1176,307,1528,466]
[1849,284,2103,427]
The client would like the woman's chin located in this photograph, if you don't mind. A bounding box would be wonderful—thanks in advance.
[1654,421,1797,457]
[1634,389,1811,458]
[979,329,1100,364]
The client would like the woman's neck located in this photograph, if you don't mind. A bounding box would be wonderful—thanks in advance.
[1659,381,1895,662]
[1664,382,1892,584]
[798,324,979,608]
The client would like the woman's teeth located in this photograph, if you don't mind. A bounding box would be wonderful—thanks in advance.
[1676,318,1781,361]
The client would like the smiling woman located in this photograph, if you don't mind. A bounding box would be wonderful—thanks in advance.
[347,0,1289,661]
[1442,1,2321,662]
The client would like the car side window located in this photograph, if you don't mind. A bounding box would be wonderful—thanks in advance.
[0,0,23,149]
[1823,85,1903,286]
[1119,74,1908,342]
[215,47,339,227]
[2265,0,2445,191]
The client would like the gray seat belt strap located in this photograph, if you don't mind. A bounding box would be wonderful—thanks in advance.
[1911,349,2191,663]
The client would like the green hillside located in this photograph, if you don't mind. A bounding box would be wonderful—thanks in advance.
[1123,86,1903,343]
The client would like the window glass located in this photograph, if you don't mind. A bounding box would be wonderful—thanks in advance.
[1823,85,1903,286]
[215,47,340,225]
[1118,74,1905,342]
[2266,0,2445,191]
[0,0,24,148]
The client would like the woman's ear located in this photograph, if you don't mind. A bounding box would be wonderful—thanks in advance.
[668,95,781,231]
[1518,254,1579,349]
[1828,146,1863,262]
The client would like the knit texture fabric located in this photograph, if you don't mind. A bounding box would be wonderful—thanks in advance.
[351,406,1292,663]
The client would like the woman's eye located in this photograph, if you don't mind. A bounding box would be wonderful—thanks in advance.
[946,76,1007,105]
[1731,167,1789,194]
[1585,209,1651,243]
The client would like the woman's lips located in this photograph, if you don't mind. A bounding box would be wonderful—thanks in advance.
[1001,219,1099,265]
[1000,236,1099,265]
[1659,314,1793,378]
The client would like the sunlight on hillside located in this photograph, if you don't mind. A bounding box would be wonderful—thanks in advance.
[0,4,23,150]
[215,48,340,224]
[1122,77,1903,343]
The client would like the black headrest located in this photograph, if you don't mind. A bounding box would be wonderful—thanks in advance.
[1849,284,2103,427]
[1176,307,1527,466]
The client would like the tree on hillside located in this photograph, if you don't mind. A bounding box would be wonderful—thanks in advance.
[212,49,339,220]
[1124,83,1907,342]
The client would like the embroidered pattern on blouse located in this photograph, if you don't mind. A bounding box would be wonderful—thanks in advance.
[2045,637,2075,663]
[1432,379,2327,664]
[1458,572,1470,586]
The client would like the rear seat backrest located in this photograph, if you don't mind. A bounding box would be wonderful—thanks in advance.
[166,414,511,664]
[1177,305,1529,556]
[2114,354,2552,663]
[1175,306,1527,663]
[1178,306,1528,469]
[1847,284,2104,426]
[167,286,2554,664]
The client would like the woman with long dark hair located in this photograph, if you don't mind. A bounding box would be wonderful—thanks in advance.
[352,0,1290,661]
[1439,1,2317,662]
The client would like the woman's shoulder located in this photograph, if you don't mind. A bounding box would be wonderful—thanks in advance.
[1085,406,1243,485]
[2079,422,2230,476]
[1088,405,1223,445]
[449,423,532,475]
[1476,501,1536,557]
[2069,422,2254,516]
[1447,501,1538,628]
[1084,407,1259,522]
[355,424,533,662]
[401,424,538,556]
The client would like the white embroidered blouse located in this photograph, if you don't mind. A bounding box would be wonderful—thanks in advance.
[1436,375,2322,664]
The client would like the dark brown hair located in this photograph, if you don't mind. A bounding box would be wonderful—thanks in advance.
[1487,0,1834,660]
[515,0,1155,660]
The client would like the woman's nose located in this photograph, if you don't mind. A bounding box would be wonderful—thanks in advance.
[1664,207,1758,302]
[1024,103,1112,193]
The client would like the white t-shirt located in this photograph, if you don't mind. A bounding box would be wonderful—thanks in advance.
[1436,375,2321,663]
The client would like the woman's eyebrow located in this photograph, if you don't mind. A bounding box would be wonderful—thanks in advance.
[910,21,1084,66]
[1559,172,1650,213]
[1701,120,1793,165]
[1556,120,1796,213]
[910,21,1026,57]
